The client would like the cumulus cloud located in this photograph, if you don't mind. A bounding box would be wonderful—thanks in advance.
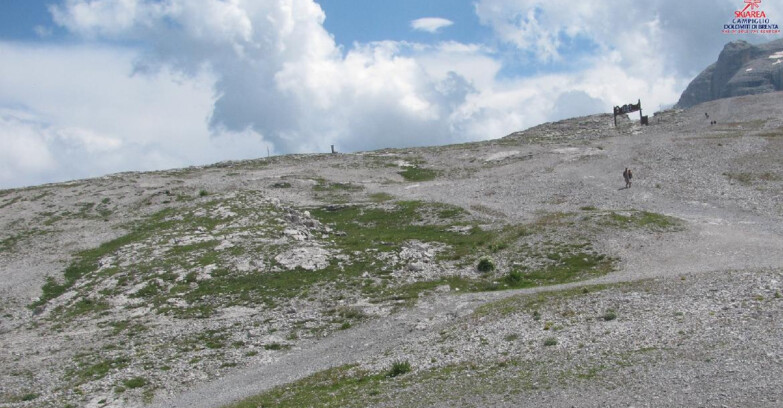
[0,42,269,189]
[473,0,780,77]
[411,17,454,33]
[47,0,488,155]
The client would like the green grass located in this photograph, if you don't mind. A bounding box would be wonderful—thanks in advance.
[222,365,380,408]
[312,201,483,257]
[1,229,47,253]
[499,251,614,290]
[222,352,638,408]
[0,196,21,209]
[598,211,682,232]
[313,179,364,192]
[29,208,179,310]
[473,283,616,318]
[67,356,131,385]
[602,309,617,321]
[123,377,147,389]
[477,257,496,272]
[724,172,781,185]
[399,167,439,182]
[387,360,412,377]
[368,192,394,202]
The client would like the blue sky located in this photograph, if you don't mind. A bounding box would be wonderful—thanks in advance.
[1,0,781,189]
[0,0,52,40]
[319,0,491,47]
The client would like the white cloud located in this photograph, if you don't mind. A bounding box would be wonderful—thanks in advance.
[0,42,271,189]
[411,17,454,33]
[472,0,772,77]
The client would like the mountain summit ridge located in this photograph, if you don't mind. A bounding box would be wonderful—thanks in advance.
[676,38,783,108]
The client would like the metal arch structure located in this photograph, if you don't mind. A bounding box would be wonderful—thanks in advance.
[613,99,644,126]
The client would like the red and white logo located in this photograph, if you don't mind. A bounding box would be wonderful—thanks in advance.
[723,0,780,34]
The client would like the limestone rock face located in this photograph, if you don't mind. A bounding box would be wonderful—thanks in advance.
[676,39,783,108]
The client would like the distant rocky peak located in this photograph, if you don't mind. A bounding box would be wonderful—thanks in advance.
[676,38,783,109]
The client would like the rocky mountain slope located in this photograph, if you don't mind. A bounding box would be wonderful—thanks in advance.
[676,39,783,108]
[1,92,783,408]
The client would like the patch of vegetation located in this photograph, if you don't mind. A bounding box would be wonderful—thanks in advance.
[67,355,131,385]
[602,309,617,321]
[477,257,496,273]
[0,195,21,209]
[313,179,364,192]
[123,376,147,389]
[2,392,39,403]
[61,297,110,318]
[387,360,412,377]
[501,251,614,290]
[223,354,636,408]
[1,229,47,253]
[368,192,394,202]
[21,393,38,401]
[28,207,178,310]
[543,337,558,346]
[724,172,781,185]
[399,167,439,182]
[473,283,616,318]
[596,211,682,232]
[30,193,290,319]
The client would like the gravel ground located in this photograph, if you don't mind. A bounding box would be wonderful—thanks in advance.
[1,92,783,407]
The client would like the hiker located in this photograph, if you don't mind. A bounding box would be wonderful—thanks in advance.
[623,168,630,188]
[627,169,633,188]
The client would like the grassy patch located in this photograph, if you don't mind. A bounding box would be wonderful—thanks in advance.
[399,167,439,182]
[264,343,290,351]
[368,192,394,202]
[312,201,478,255]
[1,229,47,253]
[29,208,178,310]
[222,354,640,408]
[313,179,365,192]
[477,257,496,273]
[0,195,21,209]
[67,355,131,385]
[473,283,616,318]
[597,211,682,232]
[724,172,781,185]
[123,376,147,389]
[222,365,382,408]
[500,251,614,290]
[387,360,412,377]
